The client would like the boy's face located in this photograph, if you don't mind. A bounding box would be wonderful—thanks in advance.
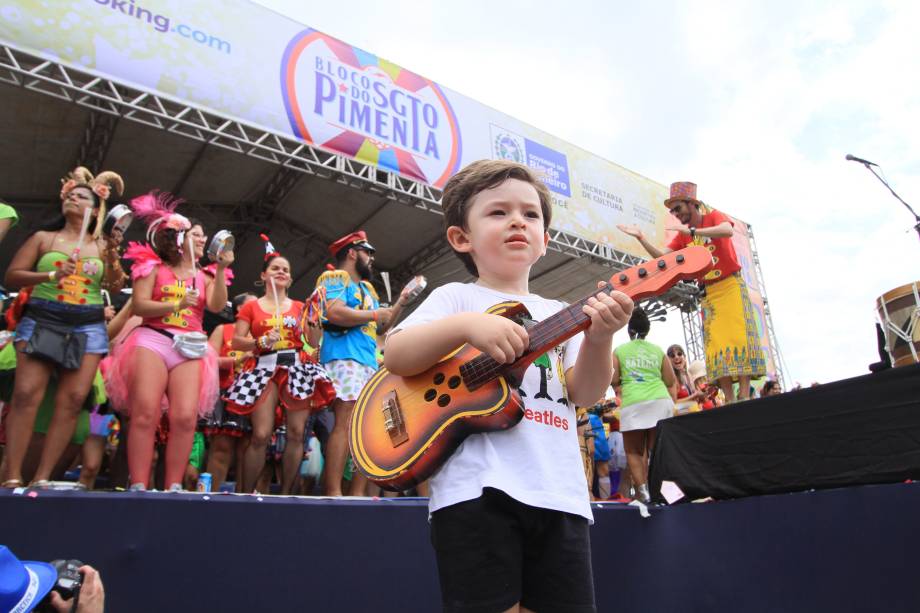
[447,178,549,282]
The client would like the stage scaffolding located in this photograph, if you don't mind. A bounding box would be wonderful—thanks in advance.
[0,42,785,386]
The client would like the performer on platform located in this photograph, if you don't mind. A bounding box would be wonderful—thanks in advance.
[224,236,335,494]
[1,167,126,488]
[385,160,633,613]
[105,195,230,491]
[0,200,19,245]
[618,181,766,402]
[204,292,256,491]
[314,230,406,496]
[612,306,677,503]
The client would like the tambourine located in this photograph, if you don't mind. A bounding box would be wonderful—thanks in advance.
[102,204,133,237]
[207,230,235,262]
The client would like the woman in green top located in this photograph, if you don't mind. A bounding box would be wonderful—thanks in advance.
[1,167,126,488]
[611,306,677,503]
[0,201,19,244]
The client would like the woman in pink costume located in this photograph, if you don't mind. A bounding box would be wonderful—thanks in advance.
[106,192,232,491]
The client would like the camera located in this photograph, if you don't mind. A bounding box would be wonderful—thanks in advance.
[35,559,84,612]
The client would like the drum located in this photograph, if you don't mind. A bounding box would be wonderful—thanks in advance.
[875,281,920,367]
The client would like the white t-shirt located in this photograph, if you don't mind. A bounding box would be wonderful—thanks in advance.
[392,282,592,521]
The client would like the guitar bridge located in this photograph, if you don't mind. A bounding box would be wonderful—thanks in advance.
[381,390,409,447]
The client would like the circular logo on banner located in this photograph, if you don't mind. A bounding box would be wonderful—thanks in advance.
[281,29,462,189]
[494,133,524,163]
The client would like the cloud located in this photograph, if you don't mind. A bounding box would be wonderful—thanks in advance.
[256,0,920,385]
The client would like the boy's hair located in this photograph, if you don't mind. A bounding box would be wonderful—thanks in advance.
[441,160,552,277]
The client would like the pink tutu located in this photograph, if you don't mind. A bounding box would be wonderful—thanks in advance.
[105,326,219,418]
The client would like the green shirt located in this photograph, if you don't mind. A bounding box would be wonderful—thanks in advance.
[30,251,105,305]
[0,203,18,226]
[614,339,671,407]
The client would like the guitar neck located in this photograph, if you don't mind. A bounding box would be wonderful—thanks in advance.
[519,288,605,361]
[460,246,713,391]
[460,285,613,389]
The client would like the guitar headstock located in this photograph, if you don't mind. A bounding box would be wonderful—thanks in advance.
[606,246,714,302]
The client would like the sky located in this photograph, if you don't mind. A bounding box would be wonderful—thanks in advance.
[254,0,920,387]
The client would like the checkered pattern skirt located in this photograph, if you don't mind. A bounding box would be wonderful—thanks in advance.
[224,352,336,415]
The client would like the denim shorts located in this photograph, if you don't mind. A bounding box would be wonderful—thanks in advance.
[15,299,109,355]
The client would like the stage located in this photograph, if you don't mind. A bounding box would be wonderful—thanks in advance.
[2,481,919,612]
[2,364,919,611]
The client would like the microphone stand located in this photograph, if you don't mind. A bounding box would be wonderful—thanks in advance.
[853,160,920,243]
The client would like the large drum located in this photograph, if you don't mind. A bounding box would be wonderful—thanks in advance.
[876,281,920,368]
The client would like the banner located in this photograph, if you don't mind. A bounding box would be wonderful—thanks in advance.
[0,0,683,257]
[729,218,778,379]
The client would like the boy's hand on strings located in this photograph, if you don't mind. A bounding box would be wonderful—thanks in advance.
[465,312,529,364]
[582,282,633,342]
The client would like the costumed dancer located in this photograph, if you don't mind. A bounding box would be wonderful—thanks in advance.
[224,236,335,494]
[314,231,407,496]
[611,306,677,504]
[0,198,19,245]
[1,167,126,488]
[204,292,256,491]
[105,193,231,491]
[618,181,766,402]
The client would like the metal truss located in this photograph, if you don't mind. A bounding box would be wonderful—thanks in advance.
[249,166,304,225]
[746,224,789,388]
[0,43,708,313]
[681,308,705,363]
[76,110,119,171]
[389,242,455,291]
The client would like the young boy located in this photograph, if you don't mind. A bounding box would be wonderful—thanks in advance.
[385,160,633,613]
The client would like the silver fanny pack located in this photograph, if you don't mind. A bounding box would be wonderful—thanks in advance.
[172,331,208,359]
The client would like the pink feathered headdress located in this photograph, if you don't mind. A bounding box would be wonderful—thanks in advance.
[130,191,191,248]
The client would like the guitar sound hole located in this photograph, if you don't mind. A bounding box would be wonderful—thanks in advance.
[437,394,451,407]
[433,373,445,385]
[424,389,437,402]
[448,376,461,389]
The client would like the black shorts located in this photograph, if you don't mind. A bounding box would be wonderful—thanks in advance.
[430,488,595,613]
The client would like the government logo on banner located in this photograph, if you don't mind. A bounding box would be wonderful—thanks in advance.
[281,29,462,189]
[489,124,571,198]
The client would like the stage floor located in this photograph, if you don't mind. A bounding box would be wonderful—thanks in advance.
[3,481,920,612]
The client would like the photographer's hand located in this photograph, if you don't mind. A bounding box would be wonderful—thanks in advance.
[50,565,105,613]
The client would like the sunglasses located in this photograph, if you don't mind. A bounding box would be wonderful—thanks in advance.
[667,352,684,358]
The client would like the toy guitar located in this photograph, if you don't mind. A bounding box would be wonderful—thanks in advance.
[349,245,714,491]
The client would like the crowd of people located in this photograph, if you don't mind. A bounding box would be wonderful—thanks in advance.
[0,165,784,503]
[0,160,797,612]
[0,168,415,496]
